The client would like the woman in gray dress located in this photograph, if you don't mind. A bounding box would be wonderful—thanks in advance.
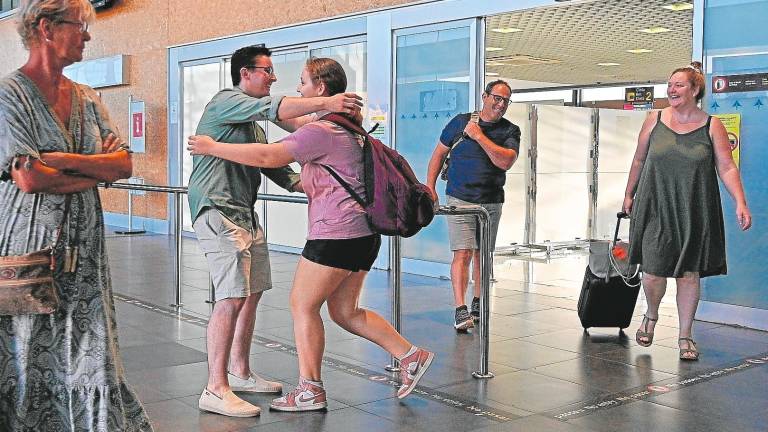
[623,62,752,361]
[0,0,153,430]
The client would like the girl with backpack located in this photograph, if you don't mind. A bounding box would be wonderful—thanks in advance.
[187,57,434,412]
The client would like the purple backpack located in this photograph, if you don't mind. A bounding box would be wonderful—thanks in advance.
[319,113,435,238]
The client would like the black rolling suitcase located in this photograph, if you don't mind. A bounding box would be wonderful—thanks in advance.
[577,212,641,330]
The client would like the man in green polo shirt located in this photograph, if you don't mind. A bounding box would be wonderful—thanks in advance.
[190,45,362,417]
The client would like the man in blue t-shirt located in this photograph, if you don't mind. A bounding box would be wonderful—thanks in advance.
[426,80,520,331]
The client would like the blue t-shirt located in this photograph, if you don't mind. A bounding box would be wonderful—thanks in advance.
[439,113,521,203]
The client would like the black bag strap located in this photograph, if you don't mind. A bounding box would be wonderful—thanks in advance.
[320,165,368,208]
[317,113,371,209]
[320,113,378,209]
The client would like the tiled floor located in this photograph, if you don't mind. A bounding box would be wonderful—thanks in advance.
[106,230,768,432]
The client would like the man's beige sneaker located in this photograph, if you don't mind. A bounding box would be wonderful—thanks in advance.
[228,371,283,393]
[198,388,261,417]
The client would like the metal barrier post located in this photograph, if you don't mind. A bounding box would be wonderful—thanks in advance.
[115,177,146,235]
[473,207,494,379]
[171,191,184,308]
[100,183,191,308]
[385,235,402,372]
[435,205,494,379]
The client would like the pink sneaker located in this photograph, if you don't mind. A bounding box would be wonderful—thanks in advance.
[270,377,328,412]
[397,347,435,399]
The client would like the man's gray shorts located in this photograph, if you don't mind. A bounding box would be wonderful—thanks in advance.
[192,208,272,301]
[446,195,502,251]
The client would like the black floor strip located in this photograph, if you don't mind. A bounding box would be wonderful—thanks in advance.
[547,351,768,420]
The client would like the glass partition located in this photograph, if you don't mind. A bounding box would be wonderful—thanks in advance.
[534,105,592,242]
[181,61,224,231]
[394,24,474,264]
[595,109,646,240]
[261,43,368,249]
[258,49,310,249]
[496,102,529,248]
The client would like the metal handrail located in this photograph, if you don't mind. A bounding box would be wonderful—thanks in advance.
[102,182,187,307]
[436,205,494,379]
[385,205,493,379]
[99,183,493,378]
[101,183,309,306]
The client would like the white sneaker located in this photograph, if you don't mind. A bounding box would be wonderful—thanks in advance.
[397,347,435,399]
[228,371,283,393]
[198,388,261,417]
[270,378,328,412]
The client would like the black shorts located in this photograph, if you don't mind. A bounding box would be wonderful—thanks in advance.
[301,234,381,272]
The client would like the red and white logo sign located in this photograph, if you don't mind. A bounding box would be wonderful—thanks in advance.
[132,112,144,138]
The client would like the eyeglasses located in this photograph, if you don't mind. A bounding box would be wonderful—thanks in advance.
[58,19,89,33]
[243,65,275,76]
[487,93,511,106]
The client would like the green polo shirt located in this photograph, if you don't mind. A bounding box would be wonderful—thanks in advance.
[187,87,300,231]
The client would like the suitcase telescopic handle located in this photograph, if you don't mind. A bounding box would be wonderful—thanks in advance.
[614,211,629,243]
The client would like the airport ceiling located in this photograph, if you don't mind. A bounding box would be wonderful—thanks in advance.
[485,0,693,88]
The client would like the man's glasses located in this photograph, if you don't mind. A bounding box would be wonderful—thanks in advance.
[487,93,510,106]
[58,20,89,33]
[243,65,275,76]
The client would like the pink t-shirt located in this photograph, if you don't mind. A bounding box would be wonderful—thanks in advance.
[280,120,373,240]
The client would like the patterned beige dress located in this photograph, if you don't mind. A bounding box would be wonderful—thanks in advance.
[0,70,152,431]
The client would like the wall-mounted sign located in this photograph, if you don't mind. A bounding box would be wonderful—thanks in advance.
[368,104,388,142]
[713,113,741,168]
[129,96,146,153]
[64,54,128,89]
[712,73,768,94]
[623,86,654,110]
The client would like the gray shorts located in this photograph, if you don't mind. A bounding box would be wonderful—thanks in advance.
[446,195,502,251]
[192,208,272,301]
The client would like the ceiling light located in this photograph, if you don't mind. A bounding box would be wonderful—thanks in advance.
[640,26,671,34]
[597,62,621,66]
[486,61,508,66]
[662,2,693,11]
[491,28,522,33]
[485,72,500,76]
[492,54,561,66]
[626,48,653,54]
[486,47,504,52]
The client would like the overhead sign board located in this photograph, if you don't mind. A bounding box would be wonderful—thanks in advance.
[712,73,768,93]
[623,86,654,110]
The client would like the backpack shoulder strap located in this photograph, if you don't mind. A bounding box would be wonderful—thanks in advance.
[320,164,368,208]
[319,113,369,138]
[318,113,373,208]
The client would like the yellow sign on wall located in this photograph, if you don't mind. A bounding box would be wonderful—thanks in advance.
[714,113,741,168]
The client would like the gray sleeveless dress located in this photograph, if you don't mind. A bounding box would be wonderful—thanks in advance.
[628,111,727,278]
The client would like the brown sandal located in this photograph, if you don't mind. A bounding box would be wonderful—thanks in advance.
[678,337,699,361]
[635,314,658,347]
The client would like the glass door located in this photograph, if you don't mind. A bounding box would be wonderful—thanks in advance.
[393,21,479,268]
[534,105,592,242]
[260,40,367,250]
[256,48,310,249]
[180,59,226,231]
